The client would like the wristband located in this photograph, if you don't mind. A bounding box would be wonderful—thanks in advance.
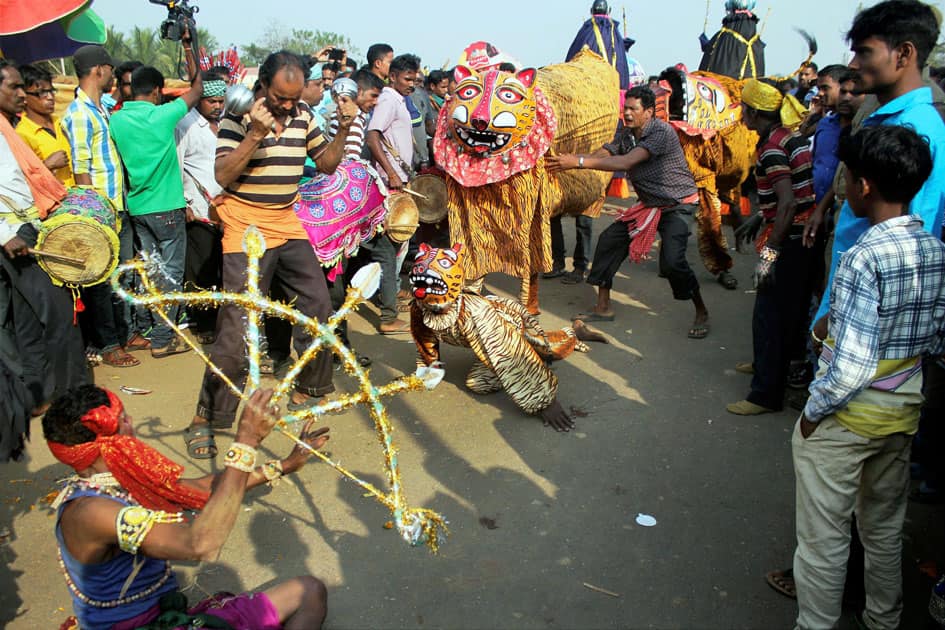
[578,156,585,168]
[224,442,258,472]
[261,459,284,485]
[759,245,780,262]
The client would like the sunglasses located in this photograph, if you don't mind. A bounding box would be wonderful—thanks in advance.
[25,88,56,97]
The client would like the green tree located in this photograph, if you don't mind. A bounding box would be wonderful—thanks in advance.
[241,21,358,66]
[930,42,945,68]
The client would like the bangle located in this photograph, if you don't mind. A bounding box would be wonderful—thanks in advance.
[261,459,284,485]
[759,245,780,262]
[810,329,824,344]
[578,156,585,168]
[224,442,258,472]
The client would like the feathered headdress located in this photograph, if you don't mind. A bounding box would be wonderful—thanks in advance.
[198,46,247,85]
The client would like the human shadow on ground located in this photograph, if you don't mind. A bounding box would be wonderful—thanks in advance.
[0,453,71,627]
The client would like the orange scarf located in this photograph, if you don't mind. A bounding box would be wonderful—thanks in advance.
[0,113,66,218]
[47,390,209,512]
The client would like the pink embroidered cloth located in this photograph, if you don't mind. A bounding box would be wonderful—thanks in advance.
[294,159,387,280]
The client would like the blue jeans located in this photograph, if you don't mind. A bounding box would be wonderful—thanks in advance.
[131,210,186,348]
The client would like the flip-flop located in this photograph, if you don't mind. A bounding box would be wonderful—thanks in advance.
[717,271,738,290]
[574,311,615,322]
[765,569,797,599]
[185,425,217,460]
[688,320,710,339]
[287,394,323,412]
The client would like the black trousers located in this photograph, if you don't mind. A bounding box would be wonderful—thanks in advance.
[0,224,89,407]
[587,204,699,300]
[748,235,816,410]
[184,221,223,335]
[550,214,593,272]
[196,239,335,425]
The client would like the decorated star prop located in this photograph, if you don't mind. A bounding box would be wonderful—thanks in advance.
[111,226,448,552]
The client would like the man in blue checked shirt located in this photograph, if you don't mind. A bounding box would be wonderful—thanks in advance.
[792,125,945,630]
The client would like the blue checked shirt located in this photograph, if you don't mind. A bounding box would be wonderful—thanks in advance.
[804,215,945,422]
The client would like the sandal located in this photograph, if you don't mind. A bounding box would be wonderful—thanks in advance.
[185,425,217,459]
[287,393,323,412]
[717,271,738,290]
[194,331,216,345]
[123,333,152,351]
[765,569,797,599]
[688,319,710,339]
[101,348,140,368]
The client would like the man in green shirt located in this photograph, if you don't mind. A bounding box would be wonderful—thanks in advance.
[109,32,203,357]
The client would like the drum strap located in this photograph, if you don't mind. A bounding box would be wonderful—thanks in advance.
[0,193,37,221]
[381,137,415,182]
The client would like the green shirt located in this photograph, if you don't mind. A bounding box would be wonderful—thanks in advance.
[109,98,188,215]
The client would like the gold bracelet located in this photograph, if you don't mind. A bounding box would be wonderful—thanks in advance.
[224,442,258,473]
[261,459,284,485]
[810,329,824,344]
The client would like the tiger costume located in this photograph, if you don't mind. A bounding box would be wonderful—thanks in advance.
[409,243,586,418]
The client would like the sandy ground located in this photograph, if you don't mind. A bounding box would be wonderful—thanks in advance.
[1,218,941,629]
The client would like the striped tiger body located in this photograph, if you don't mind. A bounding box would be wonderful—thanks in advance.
[409,244,586,415]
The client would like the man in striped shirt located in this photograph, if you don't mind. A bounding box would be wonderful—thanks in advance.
[325,69,383,158]
[727,78,816,416]
[187,51,359,459]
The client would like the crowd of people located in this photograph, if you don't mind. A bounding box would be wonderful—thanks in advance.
[1,0,945,627]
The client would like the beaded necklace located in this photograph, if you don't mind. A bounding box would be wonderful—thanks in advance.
[55,474,175,609]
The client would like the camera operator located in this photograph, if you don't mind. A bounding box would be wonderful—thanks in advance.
[108,27,204,359]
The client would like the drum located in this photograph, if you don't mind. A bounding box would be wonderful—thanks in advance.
[407,174,448,224]
[294,159,387,273]
[36,187,119,287]
[383,192,419,244]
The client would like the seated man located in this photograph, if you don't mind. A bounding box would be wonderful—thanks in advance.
[44,385,330,629]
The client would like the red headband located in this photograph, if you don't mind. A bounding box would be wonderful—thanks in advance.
[47,389,208,512]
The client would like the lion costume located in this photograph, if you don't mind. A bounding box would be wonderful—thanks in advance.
[433,49,620,312]
[409,243,586,415]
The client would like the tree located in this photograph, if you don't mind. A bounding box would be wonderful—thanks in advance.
[241,21,358,66]
[930,42,945,69]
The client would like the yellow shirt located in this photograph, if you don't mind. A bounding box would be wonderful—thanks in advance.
[15,114,76,188]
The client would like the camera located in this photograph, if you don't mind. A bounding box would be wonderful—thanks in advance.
[328,48,346,61]
[149,0,198,47]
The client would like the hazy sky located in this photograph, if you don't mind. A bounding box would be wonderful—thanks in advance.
[93,0,886,75]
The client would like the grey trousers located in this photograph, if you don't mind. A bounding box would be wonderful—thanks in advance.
[195,239,335,425]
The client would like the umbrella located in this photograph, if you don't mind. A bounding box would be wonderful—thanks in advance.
[0,0,107,64]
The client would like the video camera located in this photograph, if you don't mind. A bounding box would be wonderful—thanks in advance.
[149,0,199,48]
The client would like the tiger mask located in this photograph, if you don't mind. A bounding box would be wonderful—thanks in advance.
[409,243,465,312]
[448,65,538,157]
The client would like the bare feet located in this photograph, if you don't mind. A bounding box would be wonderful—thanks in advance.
[573,319,609,344]
[541,399,575,432]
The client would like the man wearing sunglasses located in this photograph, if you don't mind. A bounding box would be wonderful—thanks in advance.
[14,64,74,187]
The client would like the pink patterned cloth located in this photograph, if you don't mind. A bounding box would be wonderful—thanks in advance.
[432,87,557,187]
[294,159,387,280]
[111,591,282,630]
[188,591,282,629]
